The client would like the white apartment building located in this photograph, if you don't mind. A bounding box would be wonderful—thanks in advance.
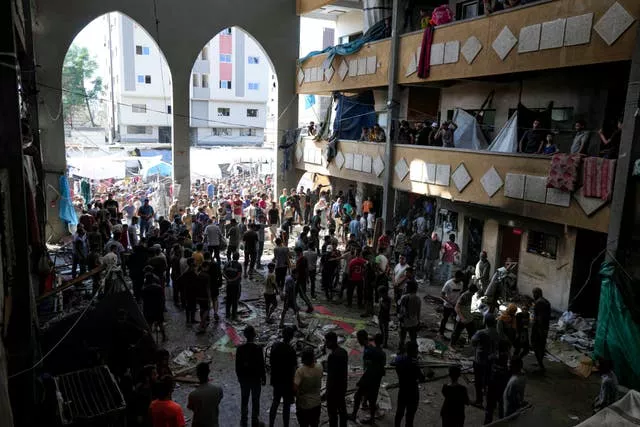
[190,27,270,146]
[105,13,173,144]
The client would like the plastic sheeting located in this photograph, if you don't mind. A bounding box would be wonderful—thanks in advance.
[58,175,78,225]
[488,112,519,153]
[333,91,377,141]
[451,109,488,150]
[575,390,640,426]
[594,262,640,390]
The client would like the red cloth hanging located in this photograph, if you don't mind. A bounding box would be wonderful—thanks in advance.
[583,157,616,201]
[417,25,434,79]
[546,154,581,192]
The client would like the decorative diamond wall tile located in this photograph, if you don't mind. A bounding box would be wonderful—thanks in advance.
[540,19,566,50]
[409,160,423,182]
[324,66,335,82]
[444,41,460,64]
[338,60,349,81]
[297,68,305,85]
[353,154,363,171]
[321,55,333,70]
[461,36,482,64]
[373,156,385,177]
[395,158,409,181]
[518,24,541,53]
[430,43,445,65]
[335,151,345,169]
[348,59,358,77]
[546,188,571,207]
[344,152,354,169]
[594,2,635,46]
[357,57,367,75]
[366,56,377,74]
[451,163,471,192]
[424,163,436,184]
[362,155,372,173]
[504,173,525,199]
[565,13,593,46]
[574,187,607,216]
[405,53,417,77]
[492,26,518,61]
[481,167,503,197]
[524,175,547,203]
[435,164,450,186]
[295,145,303,162]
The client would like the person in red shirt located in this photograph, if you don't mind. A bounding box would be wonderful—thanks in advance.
[149,376,185,427]
[377,230,392,257]
[232,194,243,222]
[347,247,367,308]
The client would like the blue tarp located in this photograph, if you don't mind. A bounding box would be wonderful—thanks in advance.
[305,95,316,109]
[333,91,376,141]
[58,175,77,225]
[298,20,388,68]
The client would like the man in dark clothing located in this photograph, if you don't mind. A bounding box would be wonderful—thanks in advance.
[351,331,386,424]
[178,258,200,325]
[223,252,243,319]
[518,119,545,154]
[484,340,510,424]
[103,193,119,220]
[269,327,297,427]
[203,258,222,322]
[236,326,266,427]
[325,331,349,427]
[531,287,551,372]
[471,313,500,407]
[128,245,148,302]
[294,247,314,313]
[243,224,259,277]
[393,341,426,427]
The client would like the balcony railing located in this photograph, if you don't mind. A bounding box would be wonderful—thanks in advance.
[296,0,639,92]
[295,137,610,232]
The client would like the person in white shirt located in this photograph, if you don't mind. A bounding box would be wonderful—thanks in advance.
[204,219,222,264]
[367,211,376,243]
[439,270,464,338]
[102,244,119,268]
[392,254,409,306]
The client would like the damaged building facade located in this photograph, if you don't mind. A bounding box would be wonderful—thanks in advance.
[294,0,640,314]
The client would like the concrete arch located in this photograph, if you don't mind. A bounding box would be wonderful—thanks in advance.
[35,0,300,238]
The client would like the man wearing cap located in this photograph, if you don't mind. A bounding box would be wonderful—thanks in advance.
[188,362,223,427]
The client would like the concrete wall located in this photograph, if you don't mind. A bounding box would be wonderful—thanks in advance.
[517,228,576,311]
[34,0,299,239]
[336,10,364,39]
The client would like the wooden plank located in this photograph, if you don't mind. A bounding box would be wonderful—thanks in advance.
[36,264,105,302]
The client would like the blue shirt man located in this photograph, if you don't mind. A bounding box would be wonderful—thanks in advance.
[207,182,215,199]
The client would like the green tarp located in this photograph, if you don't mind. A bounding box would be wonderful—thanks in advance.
[594,262,640,390]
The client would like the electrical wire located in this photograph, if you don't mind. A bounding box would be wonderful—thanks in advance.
[7,275,107,380]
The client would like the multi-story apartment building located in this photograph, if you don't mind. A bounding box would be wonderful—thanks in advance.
[105,15,269,146]
[105,13,173,144]
[189,27,270,146]
[295,0,640,314]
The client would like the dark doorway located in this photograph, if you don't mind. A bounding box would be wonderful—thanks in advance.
[499,225,522,267]
[159,126,172,144]
[569,229,607,317]
[465,217,484,268]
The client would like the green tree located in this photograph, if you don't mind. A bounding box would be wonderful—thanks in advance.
[62,45,104,127]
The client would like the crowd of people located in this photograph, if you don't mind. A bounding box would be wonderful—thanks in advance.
[68,173,619,427]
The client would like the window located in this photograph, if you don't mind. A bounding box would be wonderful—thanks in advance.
[217,107,230,117]
[248,56,259,64]
[136,45,142,55]
[145,75,151,84]
[132,104,147,113]
[246,109,258,117]
[201,74,209,88]
[201,46,208,60]
[219,80,232,89]
[339,32,363,44]
[143,47,150,55]
[248,82,259,90]
[212,128,232,136]
[220,54,232,63]
[127,125,151,135]
[167,105,172,114]
[137,75,144,83]
[527,231,558,259]
[221,28,232,35]
[135,45,149,55]
[137,75,152,84]
[456,0,483,20]
[192,74,200,87]
[508,107,575,131]
[240,128,257,136]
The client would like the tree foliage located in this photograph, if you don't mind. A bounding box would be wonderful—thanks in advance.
[62,45,104,127]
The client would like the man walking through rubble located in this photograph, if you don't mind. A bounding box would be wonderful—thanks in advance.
[236,325,266,427]
[325,331,349,427]
[531,287,551,373]
[269,327,297,427]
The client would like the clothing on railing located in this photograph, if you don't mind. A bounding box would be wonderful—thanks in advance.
[583,157,616,201]
[297,20,388,68]
[546,153,581,192]
[417,26,434,78]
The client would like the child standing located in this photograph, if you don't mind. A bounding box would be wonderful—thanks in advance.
[378,286,391,348]
[441,365,469,427]
[264,263,278,322]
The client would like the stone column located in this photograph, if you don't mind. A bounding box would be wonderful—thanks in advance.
[482,219,500,277]
[171,72,191,207]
